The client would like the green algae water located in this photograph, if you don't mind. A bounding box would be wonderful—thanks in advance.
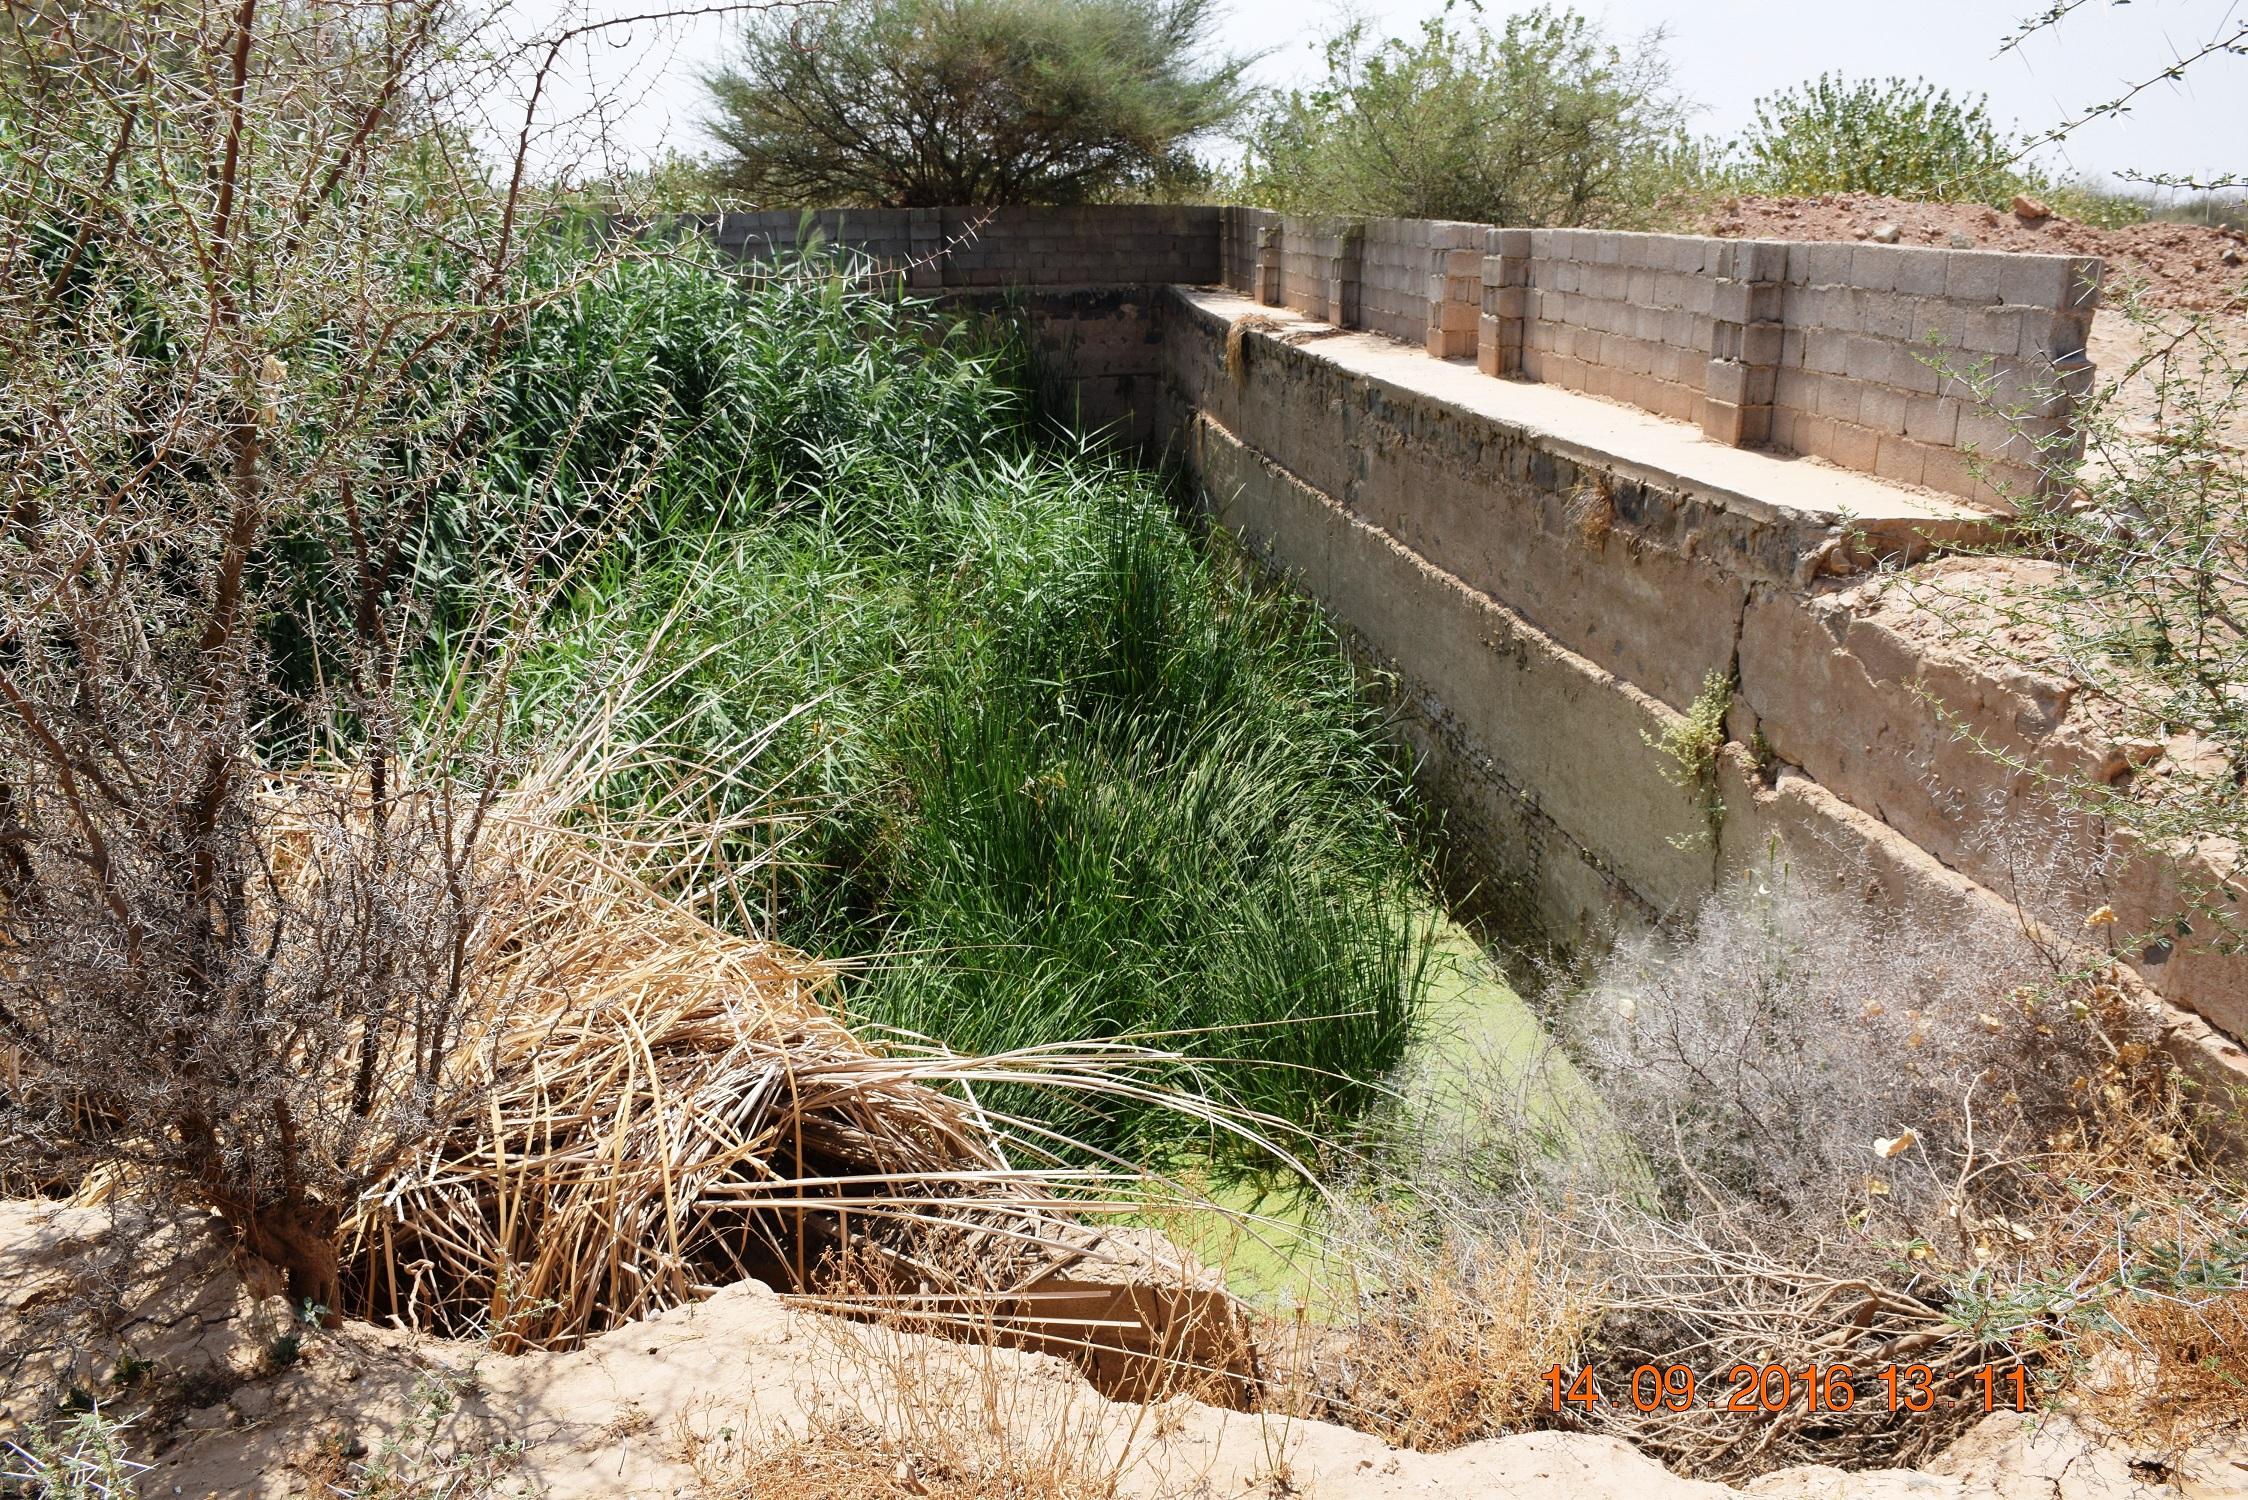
[1151,917,1606,1311]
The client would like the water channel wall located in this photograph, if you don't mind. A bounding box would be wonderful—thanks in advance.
[701,204,2247,1081]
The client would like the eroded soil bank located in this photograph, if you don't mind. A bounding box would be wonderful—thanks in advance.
[8,1200,2245,1500]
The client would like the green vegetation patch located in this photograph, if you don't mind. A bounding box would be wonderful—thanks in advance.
[502,245,1437,1168]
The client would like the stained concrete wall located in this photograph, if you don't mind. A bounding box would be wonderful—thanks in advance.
[1156,288,2245,1077]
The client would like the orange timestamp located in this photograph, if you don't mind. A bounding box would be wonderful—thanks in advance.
[1543,1363,2033,1415]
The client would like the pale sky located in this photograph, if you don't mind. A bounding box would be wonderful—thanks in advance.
[511,0,2243,191]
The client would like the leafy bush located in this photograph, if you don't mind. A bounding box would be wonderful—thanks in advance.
[1236,2,1691,226]
[1734,74,2023,201]
[703,0,1248,206]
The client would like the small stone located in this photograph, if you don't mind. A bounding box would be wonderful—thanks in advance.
[181,1403,231,1434]
[1949,231,1975,249]
[2011,193,2051,221]
[2221,246,2244,267]
[1869,222,1902,244]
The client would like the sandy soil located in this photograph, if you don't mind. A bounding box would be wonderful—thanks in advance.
[8,1199,2248,1500]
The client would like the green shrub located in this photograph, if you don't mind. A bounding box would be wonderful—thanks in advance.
[1735,74,2022,201]
[1237,2,1692,226]
[703,0,1249,206]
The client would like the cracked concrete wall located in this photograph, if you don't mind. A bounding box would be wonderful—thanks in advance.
[1159,289,2247,1077]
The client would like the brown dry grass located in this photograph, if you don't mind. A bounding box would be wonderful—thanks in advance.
[332,768,1272,1355]
[2089,1289,2248,1446]
[9,681,1278,1369]
[1268,1215,1593,1452]
[710,1423,1109,1500]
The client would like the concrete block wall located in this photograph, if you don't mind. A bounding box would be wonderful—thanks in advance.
[1357,219,1483,355]
[696,205,2100,506]
[700,206,1221,446]
[1218,207,1272,300]
[1276,216,1357,325]
[1357,218,1437,344]
[1771,242,2099,501]
[1514,229,1720,426]
[704,205,1222,290]
[1206,213,2097,506]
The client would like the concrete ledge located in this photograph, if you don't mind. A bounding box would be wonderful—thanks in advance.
[1170,290,1999,576]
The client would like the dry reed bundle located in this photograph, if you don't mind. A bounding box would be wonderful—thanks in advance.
[335,790,1222,1351]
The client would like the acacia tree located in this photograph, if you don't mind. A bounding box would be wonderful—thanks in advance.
[702,0,1249,206]
[0,0,757,1308]
[1237,2,1689,226]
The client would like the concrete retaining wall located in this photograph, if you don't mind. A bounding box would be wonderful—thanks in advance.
[1157,287,2245,1073]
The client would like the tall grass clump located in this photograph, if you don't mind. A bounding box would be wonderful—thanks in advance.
[499,251,1436,1171]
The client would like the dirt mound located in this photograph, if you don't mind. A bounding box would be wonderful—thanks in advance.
[1694,193,2248,312]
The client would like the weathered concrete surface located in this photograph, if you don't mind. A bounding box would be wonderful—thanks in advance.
[1193,411,1709,932]
[1163,287,2248,1070]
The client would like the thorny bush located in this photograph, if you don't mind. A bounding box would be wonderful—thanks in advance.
[0,0,772,1310]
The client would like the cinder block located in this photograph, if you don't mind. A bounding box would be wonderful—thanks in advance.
[1905,395,1960,446]
[2019,309,2092,361]
[1806,242,1856,286]
[1822,376,1869,425]
[1945,251,2006,304]
[2062,256,2104,311]
[1804,330,1850,376]
[1956,408,2028,459]
[1701,397,1771,446]
[1883,339,1944,396]
[1792,411,1840,457]
[1962,306,2027,355]
[1734,239,1790,283]
[1822,419,1883,473]
[1843,335,1892,383]
[1882,250,1949,299]
[1851,245,1903,292]
[1997,255,2072,309]
[1486,285,1529,320]
[1740,323,1784,366]
[1705,358,1750,405]
[1870,434,1927,486]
